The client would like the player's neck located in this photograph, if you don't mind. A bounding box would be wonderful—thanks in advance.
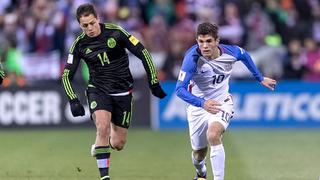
[212,47,221,60]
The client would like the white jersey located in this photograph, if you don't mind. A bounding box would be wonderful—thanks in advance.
[176,44,263,108]
[191,54,236,103]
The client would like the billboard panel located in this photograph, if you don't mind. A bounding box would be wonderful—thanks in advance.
[152,81,320,129]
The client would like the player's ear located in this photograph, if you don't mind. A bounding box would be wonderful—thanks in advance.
[216,37,220,44]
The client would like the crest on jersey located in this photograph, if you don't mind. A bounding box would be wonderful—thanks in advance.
[225,64,232,71]
[90,101,97,109]
[107,38,116,48]
[178,70,186,81]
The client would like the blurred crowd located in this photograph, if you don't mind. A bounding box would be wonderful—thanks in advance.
[0,0,320,87]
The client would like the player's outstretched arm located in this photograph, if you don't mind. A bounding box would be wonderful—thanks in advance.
[260,77,277,91]
[61,51,85,117]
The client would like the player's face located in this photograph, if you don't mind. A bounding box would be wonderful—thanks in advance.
[197,34,219,59]
[79,14,101,37]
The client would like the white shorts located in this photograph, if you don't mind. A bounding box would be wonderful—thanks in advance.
[187,96,234,150]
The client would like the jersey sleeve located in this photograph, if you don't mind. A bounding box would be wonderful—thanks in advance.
[61,39,82,101]
[236,46,264,82]
[114,25,159,86]
[175,47,205,107]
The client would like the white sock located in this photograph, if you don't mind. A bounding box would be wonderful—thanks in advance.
[210,144,225,180]
[191,152,206,176]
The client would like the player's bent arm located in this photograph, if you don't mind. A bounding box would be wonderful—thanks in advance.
[236,47,277,90]
[112,26,166,98]
[128,42,167,98]
[124,34,159,86]
[175,84,205,107]
[237,47,263,82]
[175,52,205,107]
[110,23,159,86]
[61,54,81,100]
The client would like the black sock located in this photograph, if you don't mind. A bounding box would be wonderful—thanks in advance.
[95,146,111,179]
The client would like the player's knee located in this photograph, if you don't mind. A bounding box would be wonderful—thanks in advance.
[111,139,126,151]
[193,148,207,160]
[207,131,221,144]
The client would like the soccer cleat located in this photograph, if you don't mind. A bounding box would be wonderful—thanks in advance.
[192,172,206,180]
[91,144,96,157]
[100,175,110,180]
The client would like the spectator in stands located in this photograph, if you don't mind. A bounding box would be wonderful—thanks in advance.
[282,39,306,79]
[219,1,245,46]
[303,37,320,81]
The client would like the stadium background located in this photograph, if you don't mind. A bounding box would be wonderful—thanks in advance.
[0,0,319,179]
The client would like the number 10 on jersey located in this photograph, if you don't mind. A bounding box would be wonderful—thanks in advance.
[212,74,225,84]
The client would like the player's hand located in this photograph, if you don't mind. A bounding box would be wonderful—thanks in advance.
[69,98,85,117]
[150,83,167,99]
[260,77,277,91]
[203,99,221,114]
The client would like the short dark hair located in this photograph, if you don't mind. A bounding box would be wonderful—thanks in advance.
[196,22,219,39]
[76,3,98,23]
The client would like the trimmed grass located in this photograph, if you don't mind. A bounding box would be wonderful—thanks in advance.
[0,129,319,180]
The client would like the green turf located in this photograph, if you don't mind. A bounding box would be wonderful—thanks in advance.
[0,128,319,180]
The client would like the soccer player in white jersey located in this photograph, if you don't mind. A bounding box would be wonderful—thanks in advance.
[175,22,277,180]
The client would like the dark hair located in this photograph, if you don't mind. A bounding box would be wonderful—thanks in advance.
[196,22,219,39]
[76,3,98,23]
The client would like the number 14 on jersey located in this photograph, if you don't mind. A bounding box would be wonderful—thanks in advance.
[97,52,110,66]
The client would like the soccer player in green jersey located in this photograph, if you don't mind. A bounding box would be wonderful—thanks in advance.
[61,3,166,180]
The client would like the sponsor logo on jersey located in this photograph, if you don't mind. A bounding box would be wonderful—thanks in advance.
[67,54,73,64]
[129,35,139,46]
[178,70,186,81]
[107,38,116,48]
[85,48,92,54]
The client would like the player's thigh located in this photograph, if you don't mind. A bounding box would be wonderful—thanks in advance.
[86,87,113,116]
[111,94,133,129]
[187,105,209,150]
[86,88,113,130]
[207,102,234,131]
[109,94,132,144]
[92,110,112,129]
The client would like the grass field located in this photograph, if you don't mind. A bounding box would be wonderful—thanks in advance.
[0,128,319,180]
